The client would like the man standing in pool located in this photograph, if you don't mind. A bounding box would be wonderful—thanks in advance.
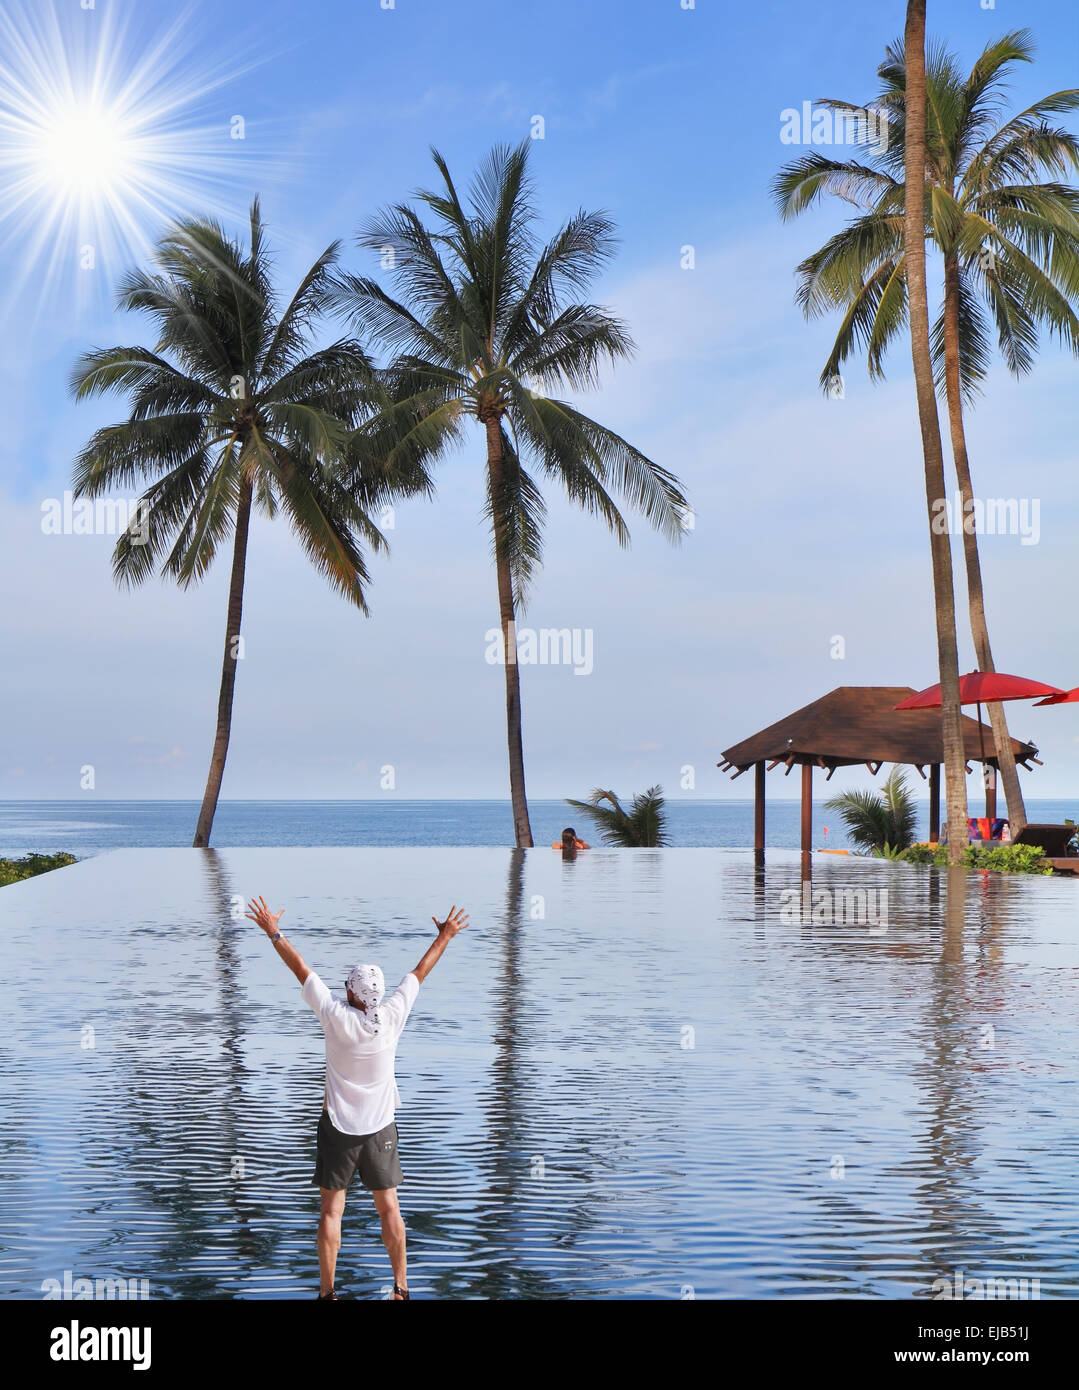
[244,894,469,1301]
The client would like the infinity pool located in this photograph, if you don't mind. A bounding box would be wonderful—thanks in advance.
[2,848,1077,1299]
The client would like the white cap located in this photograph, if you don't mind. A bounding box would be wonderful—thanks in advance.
[346,963,385,1032]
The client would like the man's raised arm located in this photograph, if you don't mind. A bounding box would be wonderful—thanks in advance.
[245,896,311,985]
[411,906,469,983]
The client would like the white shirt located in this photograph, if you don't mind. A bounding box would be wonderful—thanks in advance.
[301,970,420,1136]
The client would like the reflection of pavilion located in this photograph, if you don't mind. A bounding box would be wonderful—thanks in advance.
[720,686,1040,863]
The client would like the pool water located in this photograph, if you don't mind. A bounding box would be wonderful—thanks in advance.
[2,847,1077,1299]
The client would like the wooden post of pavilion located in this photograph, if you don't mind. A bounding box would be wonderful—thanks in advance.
[984,764,997,821]
[800,761,812,870]
[754,760,765,865]
[929,763,941,843]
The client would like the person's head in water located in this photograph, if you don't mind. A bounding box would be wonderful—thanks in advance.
[561,827,577,850]
[344,962,385,1030]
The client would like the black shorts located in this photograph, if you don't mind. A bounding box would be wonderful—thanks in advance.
[312,1109,403,1192]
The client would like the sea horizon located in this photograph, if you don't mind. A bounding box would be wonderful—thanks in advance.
[4,796,1077,860]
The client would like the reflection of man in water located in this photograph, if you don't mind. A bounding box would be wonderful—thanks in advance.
[551,826,590,852]
[245,894,469,1301]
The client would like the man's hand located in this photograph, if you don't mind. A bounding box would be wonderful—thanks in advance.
[245,895,310,985]
[432,905,469,938]
[245,895,285,937]
[413,906,469,984]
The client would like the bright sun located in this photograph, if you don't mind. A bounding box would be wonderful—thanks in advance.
[34,103,136,200]
[0,1,268,306]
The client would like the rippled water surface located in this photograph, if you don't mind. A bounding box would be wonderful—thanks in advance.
[3,848,1078,1299]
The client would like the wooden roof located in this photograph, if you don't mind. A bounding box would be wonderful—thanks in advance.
[719,685,1040,777]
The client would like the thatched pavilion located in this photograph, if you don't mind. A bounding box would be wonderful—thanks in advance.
[719,686,1041,861]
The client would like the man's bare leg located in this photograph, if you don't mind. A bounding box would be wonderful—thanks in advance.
[318,1187,346,1296]
[373,1187,407,1297]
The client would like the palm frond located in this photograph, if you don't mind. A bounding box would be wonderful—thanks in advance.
[824,766,918,853]
[71,199,388,604]
[565,785,668,847]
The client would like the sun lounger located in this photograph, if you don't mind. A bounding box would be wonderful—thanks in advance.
[1011,824,1077,857]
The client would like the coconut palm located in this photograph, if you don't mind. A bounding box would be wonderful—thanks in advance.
[825,766,918,854]
[331,143,688,847]
[565,786,669,848]
[774,27,1079,834]
[71,200,415,847]
[902,0,970,861]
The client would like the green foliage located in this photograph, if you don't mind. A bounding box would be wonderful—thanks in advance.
[774,30,1079,397]
[965,842,1053,874]
[565,785,668,847]
[70,200,425,609]
[0,852,77,887]
[824,766,918,853]
[899,843,941,865]
[329,141,689,610]
[897,841,1053,873]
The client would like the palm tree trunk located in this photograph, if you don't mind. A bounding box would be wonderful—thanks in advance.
[192,475,253,848]
[486,418,534,848]
[941,256,1027,833]
[905,0,969,863]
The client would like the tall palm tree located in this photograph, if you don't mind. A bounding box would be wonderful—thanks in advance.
[565,786,669,847]
[71,201,408,847]
[774,29,1079,833]
[331,143,688,848]
[901,0,970,860]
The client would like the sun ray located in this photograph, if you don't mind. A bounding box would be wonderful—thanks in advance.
[0,0,280,314]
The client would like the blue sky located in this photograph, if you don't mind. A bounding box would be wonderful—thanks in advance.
[2,0,1079,804]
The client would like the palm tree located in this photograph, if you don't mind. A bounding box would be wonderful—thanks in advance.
[774,28,1079,834]
[901,0,967,856]
[902,0,970,861]
[825,766,918,853]
[331,143,688,847]
[71,200,409,847]
[565,786,668,847]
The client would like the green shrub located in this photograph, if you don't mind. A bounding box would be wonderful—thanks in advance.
[897,842,1052,874]
[0,852,77,887]
[899,843,940,865]
[965,842,1053,874]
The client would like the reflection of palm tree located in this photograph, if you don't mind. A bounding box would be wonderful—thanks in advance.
[147,852,277,1294]
[199,850,267,1276]
[424,850,567,1298]
[102,850,282,1296]
[458,851,552,1296]
[905,871,982,1296]
[906,869,1043,1295]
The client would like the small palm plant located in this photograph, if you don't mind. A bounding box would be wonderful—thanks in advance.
[824,766,918,855]
[565,786,668,847]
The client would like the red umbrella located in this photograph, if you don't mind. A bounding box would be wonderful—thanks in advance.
[1034,687,1079,707]
[895,671,1065,709]
[895,670,1064,767]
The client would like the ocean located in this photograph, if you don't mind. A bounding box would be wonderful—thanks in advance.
[2,797,1077,859]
